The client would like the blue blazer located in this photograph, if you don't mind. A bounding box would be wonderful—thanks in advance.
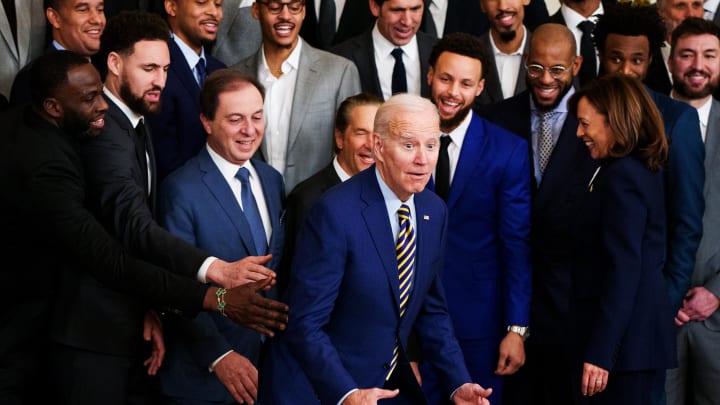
[569,156,676,372]
[429,113,532,341]
[259,167,470,404]
[157,148,285,402]
[148,40,226,181]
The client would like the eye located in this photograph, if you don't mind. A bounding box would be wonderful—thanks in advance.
[632,58,644,65]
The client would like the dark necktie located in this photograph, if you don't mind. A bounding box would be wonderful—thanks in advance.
[2,0,17,48]
[318,0,336,49]
[422,0,438,38]
[578,20,597,86]
[196,57,207,87]
[134,119,150,193]
[391,48,407,95]
[235,167,268,256]
[386,204,416,380]
[435,134,452,200]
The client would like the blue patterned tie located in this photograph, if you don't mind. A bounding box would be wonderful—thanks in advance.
[387,204,416,380]
[235,167,267,256]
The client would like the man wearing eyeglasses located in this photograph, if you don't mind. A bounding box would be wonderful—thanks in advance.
[231,0,361,192]
[477,23,599,405]
[147,0,227,181]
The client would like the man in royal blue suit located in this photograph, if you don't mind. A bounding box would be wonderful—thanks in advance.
[148,0,226,181]
[260,94,492,404]
[158,70,285,405]
[420,33,532,405]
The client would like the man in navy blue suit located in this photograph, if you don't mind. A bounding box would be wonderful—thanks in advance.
[420,33,532,405]
[158,69,285,405]
[148,0,226,180]
[260,94,492,404]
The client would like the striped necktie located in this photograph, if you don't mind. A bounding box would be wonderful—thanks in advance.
[387,204,416,380]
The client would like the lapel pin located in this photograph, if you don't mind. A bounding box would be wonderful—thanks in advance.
[423,215,429,221]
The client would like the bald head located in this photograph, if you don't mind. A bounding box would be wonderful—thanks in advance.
[531,23,577,56]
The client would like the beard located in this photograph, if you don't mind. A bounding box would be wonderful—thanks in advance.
[498,30,517,42]
[440,104,472,133]
[527,75,574,112]
[672,72,719,101]
[119,78,162,117]
[63,111,98,139]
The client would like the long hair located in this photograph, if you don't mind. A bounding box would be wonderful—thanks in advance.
[569,74,668,171]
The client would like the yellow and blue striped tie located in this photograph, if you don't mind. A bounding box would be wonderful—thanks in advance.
[386,204,416,380]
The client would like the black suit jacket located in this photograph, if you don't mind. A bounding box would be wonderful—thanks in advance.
[331,30,437,99]
[644,50,672,95]
[280,163,341,294]
[0,107,208,358]
[300,0,375,49]
[476,31,530,105]
[477,91,598,344]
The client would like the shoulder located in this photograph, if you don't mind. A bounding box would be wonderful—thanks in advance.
[331,32,371,56]
[253,159,284,186]
[472,113,527,146]
[231,51,260,75]
[206,54,227,71]
[162,156,203,191]
[416,31,438,49]
[305,43,356,69]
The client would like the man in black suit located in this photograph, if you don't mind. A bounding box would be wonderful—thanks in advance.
[0,51,288,405]
[300,0,375,49]
[332,0,437,100]
[477,23,598,405]
[281,92,382,292]
[549,0,603,85]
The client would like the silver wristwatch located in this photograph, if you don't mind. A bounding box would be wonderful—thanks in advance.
[507,325,530,341]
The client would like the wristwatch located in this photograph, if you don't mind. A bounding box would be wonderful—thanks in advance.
[507,325,530,341]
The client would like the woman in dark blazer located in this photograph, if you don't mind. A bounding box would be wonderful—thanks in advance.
[567,74,676,404]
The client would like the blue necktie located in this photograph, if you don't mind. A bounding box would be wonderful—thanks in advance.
[391,48,407,95]
[196,57,207,87]
[235,167,267,256]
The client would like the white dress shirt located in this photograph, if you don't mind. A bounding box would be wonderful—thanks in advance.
[258,40,302,174]
[372,24,422,100]
[561,3,603,74]
[489,26,527,99]
[428,0,448,37]
[332,155,352,182]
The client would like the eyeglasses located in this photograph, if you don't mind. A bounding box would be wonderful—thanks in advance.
[257,0,305,14]
[525,63,571,79]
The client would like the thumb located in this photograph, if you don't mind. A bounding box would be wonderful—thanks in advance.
[375,388,400,399]
[248,254,273,264]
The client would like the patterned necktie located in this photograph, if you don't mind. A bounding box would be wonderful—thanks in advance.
[387,204,416,380]
[235,167,268,256]
[196,57,207,87]
[578,20,597,86]
[318,0,336,49]
[435,135,452,200]
[538,111,555,174]
[391,48,407,95]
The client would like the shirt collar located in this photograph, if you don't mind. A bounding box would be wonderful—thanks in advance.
[172,32,206,68]
[697,96,712,129]
[371,23,419,62]
[206,143,258,181]
[260,38,303,74]
[445,110,473,147]
[103,87,143,128]
[530,86,575,115]
[706,0,720,15]
[561,2,603,26]
[488,25,528,56]
[375,166,416,211]
[332,156,352,182]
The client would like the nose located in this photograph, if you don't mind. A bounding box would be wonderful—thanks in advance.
[153,69,167,90]
[576,123,584,138]
[97,96,109,114]
[620,60,634,76]
[278,3,292,19]
[692,55,704,70]
[89,7,103,24]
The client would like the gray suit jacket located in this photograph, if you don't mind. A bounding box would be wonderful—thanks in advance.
[476,30,529,106]
[694,99,720,329]
[232,42,361,191]
[0,0,45,96]
[212,0,262,66]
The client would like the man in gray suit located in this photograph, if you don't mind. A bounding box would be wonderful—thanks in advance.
[212,0,262,66]
[476,0,530,105]
[666,17,720,405]
[231,0,361,191]
[0,0,45,97]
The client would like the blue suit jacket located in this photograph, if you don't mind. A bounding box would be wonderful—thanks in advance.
[429,114,532,341]
[148,40,226,181]
[569,156,676,372]
[259,167,470,404]
[157,148,285,402]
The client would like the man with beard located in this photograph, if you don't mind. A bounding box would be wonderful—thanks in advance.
[419,32,531,405]
[148,0,226,181]
[64,12,279,404]
[666,17,720,405]
[478,23,599,405]
[476,0,531,105]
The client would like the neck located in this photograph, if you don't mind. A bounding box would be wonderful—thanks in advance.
[172,28,202,55]
[263,40,298,78]
[490,25,525,55]
[565,0,600,18]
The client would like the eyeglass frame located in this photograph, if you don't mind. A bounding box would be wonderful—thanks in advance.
[256,0,306,14]
[525,61,576,79]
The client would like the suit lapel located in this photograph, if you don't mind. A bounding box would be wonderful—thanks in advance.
[254,161,281,248]
[535,115,585,208]
[215,0,240,51]
[515,33,530,95]
[198,149,260,255]
[105,96,151,195]
[0,2,17,61]
[408,191,431,314]
[446,115,486,209]
[288,45,320,152]
[363,32,383,98]
[706,101,720,174]
[169,39,202,100]
[480,34,503,102]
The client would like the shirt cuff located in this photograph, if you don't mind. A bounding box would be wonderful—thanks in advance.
[197,256,217,283]
[208,350,234,372]
[337,388,358,405]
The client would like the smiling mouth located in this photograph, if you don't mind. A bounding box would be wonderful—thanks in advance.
[90,117,105,129]
[274,23,295,35]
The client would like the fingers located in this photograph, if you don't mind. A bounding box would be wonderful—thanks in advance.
[373,388,400,400]
[495,352,510,375]
[582,363,608,396]
[224,282,289,335]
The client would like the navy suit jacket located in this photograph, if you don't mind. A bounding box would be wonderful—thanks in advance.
[259,167,470,404]
[477,91,599,344]
[157,148,285,402]
[331,30,437,99]
[569,156,676,372]
[428,114,532,342]
[148,40,225,181]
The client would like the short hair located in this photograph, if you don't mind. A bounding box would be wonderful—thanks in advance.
[335,92,384,132]
[569,74,668,171]
[374,93,438,140]
[99,11,170,57]
[594,3,666,55]
[670,17,720,54]
[200,69,266,120]
[428,32,489,80]
[29,50,91,111]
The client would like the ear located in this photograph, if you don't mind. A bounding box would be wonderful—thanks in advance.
[44,98,63,119]
[369,0,380,18]
[251,2,260,20]
[476,78,485,97]
[46,7,61,29]
[571,55,583,76]
[165,0,177,17]
[200,113,213,135]
[426,65,434,87]
[106,52,122,78]
[335,128,344,151]
[372,132,384,162]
